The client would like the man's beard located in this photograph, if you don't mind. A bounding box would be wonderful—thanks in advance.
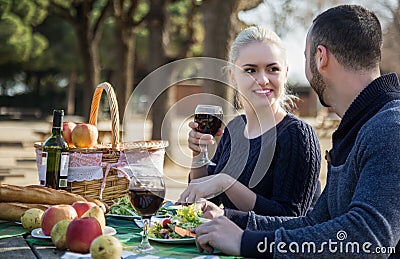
[309,60,330,107]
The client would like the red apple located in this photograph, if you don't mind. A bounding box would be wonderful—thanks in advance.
[41,205,78,236]
[71,123,98,148]
[72,201,97,218]
[62,122,77,147]
[66,217,103,254]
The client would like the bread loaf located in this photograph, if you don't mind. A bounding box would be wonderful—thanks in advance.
[0,203,50,222]
[0,184,87,204]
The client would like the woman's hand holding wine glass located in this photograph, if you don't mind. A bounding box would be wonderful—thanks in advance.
[190,105,223,166]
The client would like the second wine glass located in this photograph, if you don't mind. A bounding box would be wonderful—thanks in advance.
[128,175,165,254]
[192,104,223,166]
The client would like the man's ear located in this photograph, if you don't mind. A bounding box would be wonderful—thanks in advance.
[316,45,329,72]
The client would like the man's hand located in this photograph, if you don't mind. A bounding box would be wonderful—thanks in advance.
[194,216,243,256]
[198,199,224,219]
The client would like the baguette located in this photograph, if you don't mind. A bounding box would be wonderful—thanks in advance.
[0,202,50,222]
[0,184,87,205]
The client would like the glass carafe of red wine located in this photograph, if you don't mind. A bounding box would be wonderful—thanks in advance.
[128,175,165,254]
[192,104,223,166]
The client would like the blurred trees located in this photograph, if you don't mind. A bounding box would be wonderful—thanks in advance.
[201,0,262,111]
[0,0,48,65]
[381,0,400,74]
[0,0,266,139]
[1,0,399,139]
[0,0,48,94]
[238,0,347,37]
[110,0,147,123]
[49,0,111,117]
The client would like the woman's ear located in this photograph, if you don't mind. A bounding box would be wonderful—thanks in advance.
[285,65,289,79]
[228,68,236,86]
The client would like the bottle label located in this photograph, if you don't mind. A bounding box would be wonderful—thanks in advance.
[59,179,68,188]
[41,152,48,166]
[60,152,70,177]
[40,152,48,186]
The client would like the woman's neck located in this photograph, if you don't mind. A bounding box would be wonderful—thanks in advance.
[244,105,287,139]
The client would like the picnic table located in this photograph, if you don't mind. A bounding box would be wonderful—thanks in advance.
[0,216,234,259]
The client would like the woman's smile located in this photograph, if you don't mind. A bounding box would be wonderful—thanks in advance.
[254,88,274,97]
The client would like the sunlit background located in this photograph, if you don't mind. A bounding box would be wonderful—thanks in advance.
[0,0,399,199]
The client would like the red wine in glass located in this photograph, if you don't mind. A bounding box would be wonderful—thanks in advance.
[194,113,223,136]
[128,175,165,254]
[193,105,223,166]
[129,188,165,218]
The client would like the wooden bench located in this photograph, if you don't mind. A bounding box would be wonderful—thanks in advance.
[0,169,24,184]
[0,168,10,174]
[0,141,23,148]
[0,107,42,120]
[33,130,49,142]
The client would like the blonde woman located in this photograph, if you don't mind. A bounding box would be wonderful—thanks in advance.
[178,26,321,217]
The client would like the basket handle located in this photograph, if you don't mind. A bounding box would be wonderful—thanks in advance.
[89,82,120,148]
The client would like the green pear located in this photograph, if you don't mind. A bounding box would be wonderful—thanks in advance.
[90,235,122,259]
[51,219,70,250]
[81,205,105,230]
[21,208,44,231]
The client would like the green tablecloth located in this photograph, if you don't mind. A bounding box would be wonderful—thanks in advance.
[0,221,29,239]
[107,216,233,258]
[0,217,237,258]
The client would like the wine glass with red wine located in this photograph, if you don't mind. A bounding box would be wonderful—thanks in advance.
[128,175,165,254]
[192,104,223,166]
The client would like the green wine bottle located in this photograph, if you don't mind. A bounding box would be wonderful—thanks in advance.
[42,110,70,190]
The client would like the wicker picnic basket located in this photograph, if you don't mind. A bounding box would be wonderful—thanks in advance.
[35,82,168,205]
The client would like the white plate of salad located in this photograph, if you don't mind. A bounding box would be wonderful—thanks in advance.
[148,234,196,244]
[147,204,210,244]
[107,213,140,219]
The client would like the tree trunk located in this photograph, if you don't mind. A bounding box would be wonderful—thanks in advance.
[57,0,110,121]
[66,70,76,115]
[201,0,238,59]
[112,24,135,123]
[200,0,240,110]
[148,0,171,140]
[74,25,101,120]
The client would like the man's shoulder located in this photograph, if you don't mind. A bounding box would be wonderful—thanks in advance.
[361,100,400,137]
[369,100,400,124]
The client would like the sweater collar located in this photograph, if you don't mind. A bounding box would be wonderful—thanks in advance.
[330,73,400,166]
[338,73,400,131]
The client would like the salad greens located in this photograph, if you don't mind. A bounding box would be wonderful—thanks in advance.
[109,194,138,216]
[171,204,203,229]
[109,196,173,217]
[149,204,206,239]
[149,219,182,239]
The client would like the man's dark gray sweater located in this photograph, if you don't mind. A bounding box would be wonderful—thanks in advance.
[226,73,400,258]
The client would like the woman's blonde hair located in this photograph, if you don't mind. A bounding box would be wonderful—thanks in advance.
[229,26,298,112]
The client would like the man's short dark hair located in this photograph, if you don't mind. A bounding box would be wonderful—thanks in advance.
[310,5,382,71]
